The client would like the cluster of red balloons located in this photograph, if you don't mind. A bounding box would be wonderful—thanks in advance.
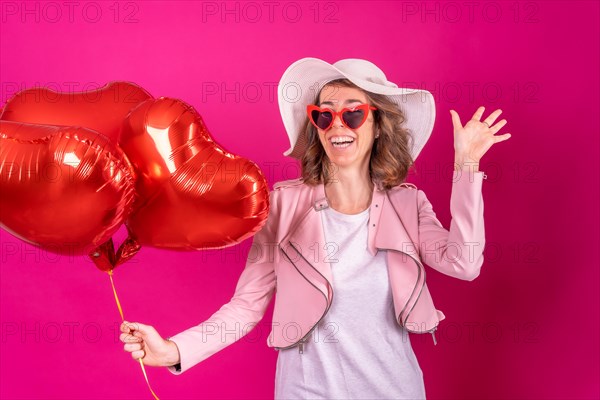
[0,82,270,272]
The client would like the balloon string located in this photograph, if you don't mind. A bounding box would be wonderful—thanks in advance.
[138,358,160,400]
[108,271,160,400]
[108,271,124,320]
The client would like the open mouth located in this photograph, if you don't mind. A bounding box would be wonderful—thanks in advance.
[330,136,355,148]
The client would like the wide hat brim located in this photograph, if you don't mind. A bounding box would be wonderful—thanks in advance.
[277,57,436,160]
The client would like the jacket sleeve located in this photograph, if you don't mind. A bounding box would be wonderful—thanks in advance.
[417,169,486,281]
[166,190,279,375]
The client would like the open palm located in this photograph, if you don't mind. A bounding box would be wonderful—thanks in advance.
[450,106,512,163]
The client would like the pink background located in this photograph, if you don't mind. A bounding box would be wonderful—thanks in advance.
[1,1,599,399]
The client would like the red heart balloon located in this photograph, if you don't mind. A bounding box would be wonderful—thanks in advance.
[0,81,152,143]
[0,120,136,257]
[118,97,270,250]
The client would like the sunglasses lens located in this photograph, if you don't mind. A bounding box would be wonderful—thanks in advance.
[342,109,366,129]
[312,110,333,130]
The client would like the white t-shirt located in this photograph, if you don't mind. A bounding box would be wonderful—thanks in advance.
[274,205,426,399]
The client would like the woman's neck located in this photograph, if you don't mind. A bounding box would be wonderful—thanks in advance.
[323,164,374,214]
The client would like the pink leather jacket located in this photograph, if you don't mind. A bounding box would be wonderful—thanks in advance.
[169,169,486,374]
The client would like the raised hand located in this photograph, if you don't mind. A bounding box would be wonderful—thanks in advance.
[450,106,512,170]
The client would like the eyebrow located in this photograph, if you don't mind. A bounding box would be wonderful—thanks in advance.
[319,99,364,106]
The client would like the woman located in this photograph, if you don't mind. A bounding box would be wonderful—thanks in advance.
[120,58,511,398]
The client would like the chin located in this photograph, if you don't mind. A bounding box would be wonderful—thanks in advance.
[325,154,362,170]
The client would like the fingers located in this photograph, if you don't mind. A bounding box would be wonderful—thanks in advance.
[120,332,142,343]
[471,106,485,121]
[452,107,506,131]
[495,133,512,142]
[119,321,157,363]
[120,321,134,334]
[482,109,503,128]
[119,321,151,349]
[120,321,141,342]
[120,321,155,337]
[121,328,144,357]
[449,109,463,130]
[468,106,507,132]
[120,320,146,334]
[489,119,507,133]
[122,333,146,360]
[131,349,145,360]
[124,342,143,352]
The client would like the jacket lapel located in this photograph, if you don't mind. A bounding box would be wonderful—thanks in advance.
[372,188,421,259]
[370,186,425,327]
[279,183,333,299]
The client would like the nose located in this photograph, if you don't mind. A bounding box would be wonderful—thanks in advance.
[331,112,344,129]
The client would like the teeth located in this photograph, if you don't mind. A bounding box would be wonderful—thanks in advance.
[330,136,354,144]
[332,142,352,148]
[330,136,354,149]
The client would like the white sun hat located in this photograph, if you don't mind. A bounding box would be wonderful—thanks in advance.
[277,57,436,160]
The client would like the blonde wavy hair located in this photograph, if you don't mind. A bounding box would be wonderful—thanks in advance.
[300,78,415,190]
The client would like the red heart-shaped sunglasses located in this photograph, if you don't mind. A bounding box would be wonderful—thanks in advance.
[307,104,377,131]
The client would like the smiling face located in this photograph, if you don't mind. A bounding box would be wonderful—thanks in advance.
[316,85,377,172]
